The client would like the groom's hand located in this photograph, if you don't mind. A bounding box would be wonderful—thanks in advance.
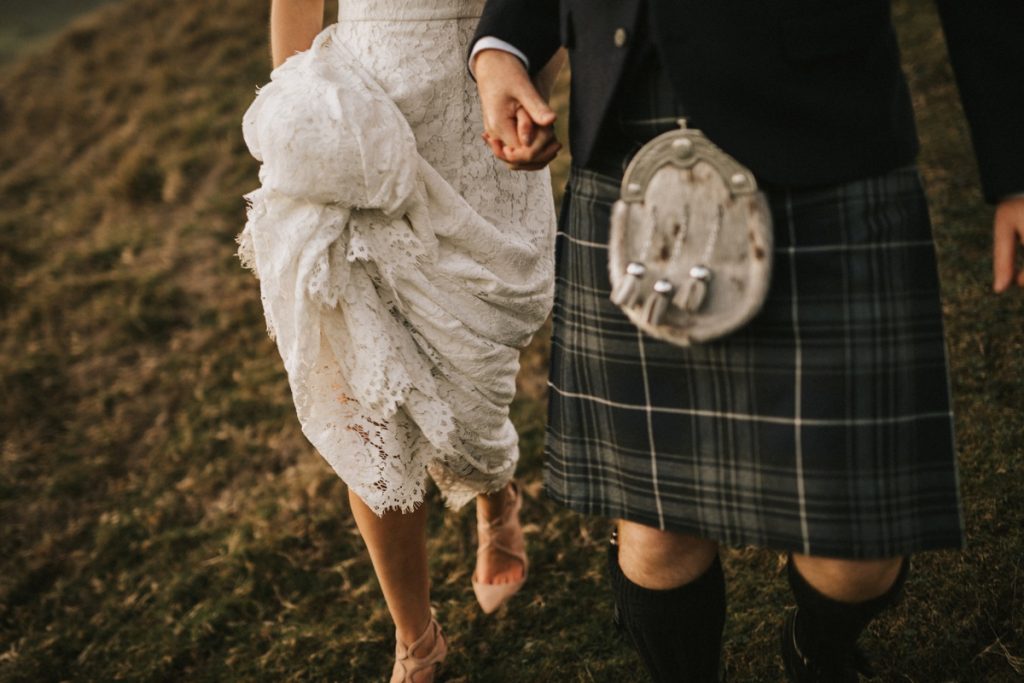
[993,195,1024,292]
[474,49,561,171]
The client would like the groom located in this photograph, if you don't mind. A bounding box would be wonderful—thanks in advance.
[471,1,1024,681]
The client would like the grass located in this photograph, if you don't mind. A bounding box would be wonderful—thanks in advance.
[0,0,119,65]
[0,0,1022,681]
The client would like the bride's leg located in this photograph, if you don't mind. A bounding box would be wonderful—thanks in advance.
[347,491,437,666]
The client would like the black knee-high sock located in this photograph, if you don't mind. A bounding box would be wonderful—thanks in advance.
[787,557,909,662]
[608,543,726,683]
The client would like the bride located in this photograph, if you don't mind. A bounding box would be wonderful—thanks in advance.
[238,0,563,680]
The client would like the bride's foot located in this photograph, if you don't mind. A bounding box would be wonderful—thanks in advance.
[391,617,447,683]
[472,482,528,613]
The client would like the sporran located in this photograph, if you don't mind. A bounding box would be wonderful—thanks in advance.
[608,121,773,346]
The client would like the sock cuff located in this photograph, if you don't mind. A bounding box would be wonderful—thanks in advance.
[787,555,910,619]
[607,542,724,613]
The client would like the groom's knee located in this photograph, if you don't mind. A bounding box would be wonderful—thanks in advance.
[791,553,906,603]
[616,520,719,589]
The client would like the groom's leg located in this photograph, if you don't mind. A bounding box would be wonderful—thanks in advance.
[609,520,725,683]
[783,554,908,681]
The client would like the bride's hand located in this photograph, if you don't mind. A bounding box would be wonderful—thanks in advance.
[475,49,561,171]
[483,128,560,172]
[483,107,560,171]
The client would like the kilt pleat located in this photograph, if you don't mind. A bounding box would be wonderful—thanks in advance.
[545,165,964,558]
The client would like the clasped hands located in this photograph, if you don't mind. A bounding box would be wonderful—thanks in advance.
[473,49,1024,293]
[475,49,563,171]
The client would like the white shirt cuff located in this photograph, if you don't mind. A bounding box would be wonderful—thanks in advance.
[469,37,530,77]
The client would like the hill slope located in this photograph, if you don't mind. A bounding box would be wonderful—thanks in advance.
[0,0,118,64]
[0,0,1021,680]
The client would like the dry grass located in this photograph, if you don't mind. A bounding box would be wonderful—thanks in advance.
[0,1,118,65]
[0,0,1021,681]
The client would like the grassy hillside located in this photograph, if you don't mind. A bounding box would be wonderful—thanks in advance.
[0,0,1021,681]
[0,0,118,64]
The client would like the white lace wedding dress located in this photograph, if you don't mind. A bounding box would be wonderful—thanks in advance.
[238,0,556,515]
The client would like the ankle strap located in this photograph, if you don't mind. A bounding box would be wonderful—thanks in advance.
[394,618,446,678]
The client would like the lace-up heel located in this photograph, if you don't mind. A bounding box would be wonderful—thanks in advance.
[472,482,528,614]
[390,617,447,683]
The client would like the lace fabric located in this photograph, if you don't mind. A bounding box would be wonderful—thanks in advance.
[238,4,555,515]
[339,0,485,21]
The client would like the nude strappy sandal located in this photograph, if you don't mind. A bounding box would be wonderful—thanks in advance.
[390,617,447,683]
[472,482,528,614]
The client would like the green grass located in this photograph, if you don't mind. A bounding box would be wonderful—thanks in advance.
[0,0,1022,681]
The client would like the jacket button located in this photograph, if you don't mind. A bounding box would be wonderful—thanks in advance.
[614,28,628,48]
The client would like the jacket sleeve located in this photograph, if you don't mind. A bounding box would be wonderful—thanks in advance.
[472,0,561,77]
[935,0,1024,203]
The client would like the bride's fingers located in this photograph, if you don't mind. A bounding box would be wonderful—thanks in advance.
[503,131,560,165]
[507,139,562,171]
[482,132,510,161]
[533,138,563,165]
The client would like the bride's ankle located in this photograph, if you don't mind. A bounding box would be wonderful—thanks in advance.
[476,482,514,520]
[396,613,435,656]
[392,617,446,683]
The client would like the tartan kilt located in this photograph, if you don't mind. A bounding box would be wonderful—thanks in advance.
[545,165,965,559]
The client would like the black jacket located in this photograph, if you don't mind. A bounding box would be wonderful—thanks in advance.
[474,0,1023,203]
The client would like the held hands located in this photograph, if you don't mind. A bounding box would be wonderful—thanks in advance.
[474,49,562,171]
[993,196,1024,293]
[472,45,1024,291]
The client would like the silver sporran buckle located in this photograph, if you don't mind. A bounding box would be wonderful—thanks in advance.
[608,120,773,346]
